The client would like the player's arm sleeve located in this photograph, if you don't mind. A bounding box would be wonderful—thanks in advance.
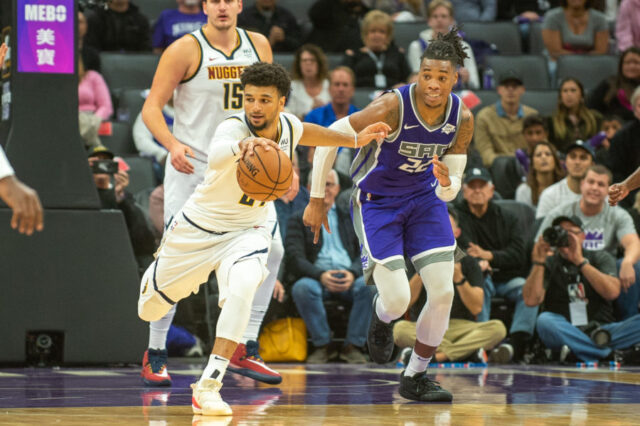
[308,117,356,198]
[0,146,15,180]
[207,119,248,168]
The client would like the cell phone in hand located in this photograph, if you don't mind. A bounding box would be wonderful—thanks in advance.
[333,272,345,279]
[91,159,118,175]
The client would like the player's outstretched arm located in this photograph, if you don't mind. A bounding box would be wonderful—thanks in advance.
[299,122,391,148]
[609,166,640,206]
[142,36,199,174]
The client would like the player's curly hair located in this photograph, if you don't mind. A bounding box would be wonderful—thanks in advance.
[240,62,291,99]
[420,26,468,68]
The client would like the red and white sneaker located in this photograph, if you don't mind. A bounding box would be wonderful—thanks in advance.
[191,378,232,416]
[141,349,172,387]
[227,340,282,385]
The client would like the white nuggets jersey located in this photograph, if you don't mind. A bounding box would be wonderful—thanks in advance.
[172,28,262,161]
[181,112,303,232]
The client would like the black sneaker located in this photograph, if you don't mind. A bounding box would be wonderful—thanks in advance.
[399,370,453,402]
[367,294,395,364]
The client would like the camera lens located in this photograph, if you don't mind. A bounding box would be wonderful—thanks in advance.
[36,334,52,349]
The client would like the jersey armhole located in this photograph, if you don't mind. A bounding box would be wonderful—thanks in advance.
[180,34,202,84]
[447,95,464,149]
[243,29,262,62]
[386,89,404,143]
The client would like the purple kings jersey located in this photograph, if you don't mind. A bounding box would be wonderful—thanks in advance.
[350,84,462,196]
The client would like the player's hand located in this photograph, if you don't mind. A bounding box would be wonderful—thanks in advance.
[272,280,285,302]
[0,43,7,65]
[169,141,195,174]
[303,197,329,244]
[0,175,44,235]
[608,183,629,206]
[432,155,451,187]
[356,122,392,147]
[281,170,300,203]
[619,260,636,293]
[239,137,280,161]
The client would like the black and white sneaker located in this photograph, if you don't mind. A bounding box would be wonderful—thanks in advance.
[399,370,453,402]
[367,294,395,364]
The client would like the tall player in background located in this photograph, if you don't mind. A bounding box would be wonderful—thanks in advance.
[138,62,390,416]
[0,43,43,235]
[304,29,474,402]
[140,0,283,386]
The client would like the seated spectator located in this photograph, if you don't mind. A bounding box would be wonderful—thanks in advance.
[474,70,538,168]
[342,10,411,89]
[407,0,480,89]
[524,215,640,364]
[364,0,423,21]
[88,146,157,268]
[456,167,538,361]
[536,140,594,218]
[133,90,173,179]
[302,67,359,181]
[516,115,550,173]
[449,0,497,22]
[85,0,151,52]
[393,207,509,364]
[591,114,623,166]
[307,0,369,53]
[548,78,602,154]
[542,0,609,69]
[497,0,559,21]
[536,165,640,320]
[286,44,331,120]
[606,87,640,209]
[78,58,113,150]
[615,0,640,52]
[237,0,302,52]
[274,152,309,241]
[78,9,101,72]
[587,47,640,123]
[286,170,374,363]
[152,0,207,54]
[516,142,565,208]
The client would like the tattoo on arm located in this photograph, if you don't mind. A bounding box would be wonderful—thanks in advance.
[448,109,474,154]
[383,106,399,131]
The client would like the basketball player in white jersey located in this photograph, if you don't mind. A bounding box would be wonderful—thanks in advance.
[137,62,390,416]
[140,0,285,386]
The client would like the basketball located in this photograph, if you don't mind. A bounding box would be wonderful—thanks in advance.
[236,144,293,202]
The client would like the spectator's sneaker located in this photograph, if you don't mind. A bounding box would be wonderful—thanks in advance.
[227,340,282,385]
[191,378,232,416]
[559,345,572,364]
[398,370,453,402]
[489,343,513,364]
[468,348,488,364]
[141,349,172,387]
[367,294,395,364]
[338,344,367,364]
[306,345,331,364]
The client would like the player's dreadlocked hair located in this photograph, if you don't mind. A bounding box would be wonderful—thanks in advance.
[420,26,468,68]
[240,62,291,99]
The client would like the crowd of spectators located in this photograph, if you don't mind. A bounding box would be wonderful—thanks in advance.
[78,0,640,365]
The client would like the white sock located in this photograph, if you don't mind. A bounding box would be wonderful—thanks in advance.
[375,297,392,324]
[242,307,266,343]
[405,350,431,378]
[200,354,229,384]
[148,305,176,350]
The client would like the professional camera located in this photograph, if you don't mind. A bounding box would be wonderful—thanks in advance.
[542,225,570,248]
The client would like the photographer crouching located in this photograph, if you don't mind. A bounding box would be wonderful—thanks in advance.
[88,146,156,270]
[523,215,640,364]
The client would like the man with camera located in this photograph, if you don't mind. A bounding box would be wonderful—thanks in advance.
[524,215,640,363]
[535,165,640,320]
[88,146,156,268]
[285,169,374,364]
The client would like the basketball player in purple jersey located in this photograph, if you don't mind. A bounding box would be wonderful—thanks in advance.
[304,29,473,402]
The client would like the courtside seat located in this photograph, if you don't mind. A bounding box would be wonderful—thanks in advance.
[273,53,295,73]
[521,90,558,117]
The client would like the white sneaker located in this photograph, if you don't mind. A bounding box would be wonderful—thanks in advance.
[191,378,232,416]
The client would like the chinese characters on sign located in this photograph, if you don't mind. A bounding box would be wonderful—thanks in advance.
[17,0,74,74]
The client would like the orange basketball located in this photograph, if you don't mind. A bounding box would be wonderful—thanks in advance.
[236,145,293,202]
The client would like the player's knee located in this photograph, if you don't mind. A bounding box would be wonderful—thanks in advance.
[228,259,265,300]
[138,297,173,322]
[383,289,411,319]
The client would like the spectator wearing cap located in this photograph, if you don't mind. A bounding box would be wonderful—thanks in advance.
[474,70,538,168]
[547,77,602,154]
[455,167,538,361]
[88,146,157,269]
[152,0,207,54]
[535,165,640,320]
[606,86,640,209]
[237,0,302,53]
[524,215,640,364]
[536,140,594,219]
